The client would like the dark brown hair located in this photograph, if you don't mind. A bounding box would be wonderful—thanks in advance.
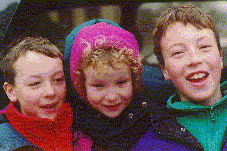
[3,37,63,86]
[153,4,221,66]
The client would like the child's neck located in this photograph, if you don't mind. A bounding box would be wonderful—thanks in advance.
[179,86,222,106]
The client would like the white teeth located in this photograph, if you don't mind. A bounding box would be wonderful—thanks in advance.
[189,73,206,80]
[194,74,199,79]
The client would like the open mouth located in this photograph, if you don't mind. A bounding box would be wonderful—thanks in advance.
[187,72,209,83]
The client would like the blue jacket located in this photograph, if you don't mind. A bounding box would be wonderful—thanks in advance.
[132,111,205,151]
[0,113,43,151]
[132,113,227,151]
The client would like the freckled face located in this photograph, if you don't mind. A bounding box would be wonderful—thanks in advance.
[161,22,223,105]
[10,51,66,120]
[84,63,133,118]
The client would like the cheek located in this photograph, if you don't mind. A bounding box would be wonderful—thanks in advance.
[121,84,133,100]
[14,87,37,101]
[15,90,40,112]
[209,56,223,81]
[86,87,102,105]
[209,55,222,68]
[55,85,66,96]
[165,60,184,78]
[19,92,40,102]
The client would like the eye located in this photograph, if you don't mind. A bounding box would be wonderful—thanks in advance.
[173,51,182,55]
[28,82,41,88]
[53,77,65,84]
[117,80,127,87]
[200,45,212,52]
[28,82,40,86]
[93,84,104,88]
[52,74,65,85]
[171,50,185,58]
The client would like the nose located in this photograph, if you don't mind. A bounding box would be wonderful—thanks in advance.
[187,47,203,67]
[105,88,119,102]
[43,82,55,98]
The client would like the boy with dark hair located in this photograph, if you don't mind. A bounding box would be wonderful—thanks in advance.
[0,37,82,151]
[133,4,227,151]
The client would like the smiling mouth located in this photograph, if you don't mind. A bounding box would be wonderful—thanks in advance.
[187,72,209,83]
[40,102,58,111]
[103,103,122,111]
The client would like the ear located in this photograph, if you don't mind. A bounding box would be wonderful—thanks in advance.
[3,82,18,102]
[161,65,171,81]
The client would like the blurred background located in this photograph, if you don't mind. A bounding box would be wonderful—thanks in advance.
[0,0,227,108]
[0,0,20,41]
[2,1,227,66]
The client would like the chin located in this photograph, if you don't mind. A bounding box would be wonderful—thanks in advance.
[41,115,56,120]
[191,92,214,100]
[105,112,121,118]
[188,95,214,105]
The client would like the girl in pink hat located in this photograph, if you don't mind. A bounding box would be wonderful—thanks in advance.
[64,19,174,150]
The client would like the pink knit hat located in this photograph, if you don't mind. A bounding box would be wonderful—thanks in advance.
[70,22,140,99]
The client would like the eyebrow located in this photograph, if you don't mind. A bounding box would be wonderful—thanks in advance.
[197,36,205,42]
[27,75,41,79]
[168,34,213,48]
[167,43,185,51]
[196,35,215,46]
[27,71,64,78]
[117,76,131,80]
[196,36,211,42]
[51,71,64,77]
[86,79,104,85]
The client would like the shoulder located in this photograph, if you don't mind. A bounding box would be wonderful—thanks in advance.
[0,110,8,124]
[0,123,41,151]
[132,127,193,151]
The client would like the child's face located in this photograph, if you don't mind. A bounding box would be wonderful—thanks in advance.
[161,22,223,104]
[84,63,133,118]
[6,51,66,120]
